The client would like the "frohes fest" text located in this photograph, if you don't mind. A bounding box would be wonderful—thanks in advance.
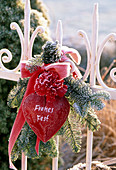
[34,105,54,114]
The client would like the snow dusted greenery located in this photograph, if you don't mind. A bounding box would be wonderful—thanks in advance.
[65,76,110,117]
[65,76,110,131]
[7,40,110,162]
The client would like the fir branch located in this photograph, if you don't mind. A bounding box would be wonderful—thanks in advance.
[65,76,110,117]
[91,90,110,100]
[0,100,11,134]
[7,78,29,108]
[40,138,57,158]
[64,119,81,153]
[62,108,82,153]
[64,76,109,132]
[73,103,81,116]
[11,122,57,160]
[83,108,101,132]
[90,98,105,111]
[64,76,92,104]
[81,102,90,117]
[11,140,20,162]
[65,76,92,117]
[26,55,43,73]
[90,90,110,111]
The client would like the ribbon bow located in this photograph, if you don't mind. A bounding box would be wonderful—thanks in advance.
[8,46,81,170]
[61,46,82,79]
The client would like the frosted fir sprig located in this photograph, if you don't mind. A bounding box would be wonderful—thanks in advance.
[73,103,101,132]
[7,78,29,108]
[26,55,43,73]
[90,90,110,100]
[65,76,110,117]
[89,90,110,111]
[84,108,101,132]
[11,123,57,161]
[62,113,82,152]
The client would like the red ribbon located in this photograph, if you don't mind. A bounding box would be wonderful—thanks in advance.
[60,46,82,79]
[8,62,70,169]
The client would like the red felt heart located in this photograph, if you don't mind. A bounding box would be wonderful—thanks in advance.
[23,93,70,142]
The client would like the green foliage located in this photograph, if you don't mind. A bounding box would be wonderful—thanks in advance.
[30,0,50,25]
[7,78,29,108]
[63,109,82,153]
[80,108,101,132]
[90,90,110,110]
[65,76,110,117]
[0,100,12,134]
[0,0,23,69]
[0,100,17,170]
[11,123,57,161]
[56,106,82,153]
[64,76,110,131]
[26,55,43,73]
[84,108,101,131]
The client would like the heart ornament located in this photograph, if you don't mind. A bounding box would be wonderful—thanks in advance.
[23,93,70,142]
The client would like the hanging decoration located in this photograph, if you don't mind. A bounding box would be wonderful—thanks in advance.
[7,40,110,169]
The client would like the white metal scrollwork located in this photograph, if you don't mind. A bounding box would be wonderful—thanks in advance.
[0,22,24,72]
[28,26,45,59]
[77,30,91,80]
[110,68,116,82]
[0,0,44,81]
[96,33,116,88]
[77,4,116,100]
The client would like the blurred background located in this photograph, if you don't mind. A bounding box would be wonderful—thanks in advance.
[43,0,116,44]
[0,0,116,169]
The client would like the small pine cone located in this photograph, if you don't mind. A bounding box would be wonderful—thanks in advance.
[41,40,61,64]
